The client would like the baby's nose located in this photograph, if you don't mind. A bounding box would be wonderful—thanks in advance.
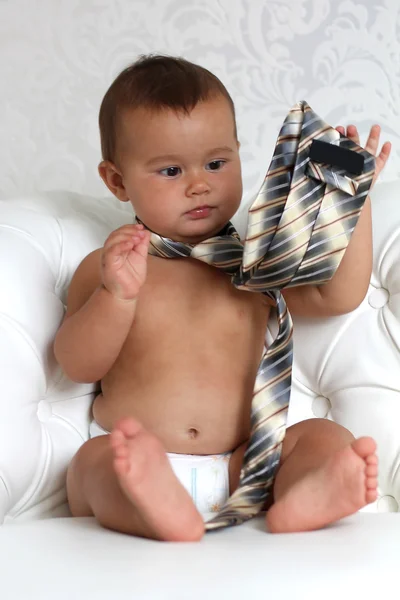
[187,176,210,195]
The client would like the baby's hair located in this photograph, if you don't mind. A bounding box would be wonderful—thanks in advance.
[99,54,237,164]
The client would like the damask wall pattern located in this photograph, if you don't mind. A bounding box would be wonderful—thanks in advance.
[0,0,398,203]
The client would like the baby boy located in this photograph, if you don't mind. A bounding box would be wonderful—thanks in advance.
[54,54,391,541]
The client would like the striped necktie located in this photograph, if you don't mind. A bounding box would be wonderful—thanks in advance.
[139,101,375,530]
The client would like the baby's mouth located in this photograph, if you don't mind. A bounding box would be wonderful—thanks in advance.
[185,206,213,219]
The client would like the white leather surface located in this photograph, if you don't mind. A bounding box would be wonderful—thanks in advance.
[0,192,130,522]
[1,514,400,600]
[0,182,399,597]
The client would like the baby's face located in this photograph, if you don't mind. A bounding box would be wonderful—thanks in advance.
[115,95,242,242]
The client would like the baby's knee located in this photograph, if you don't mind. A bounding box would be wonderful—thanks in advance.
[67,436,110,516]
[286,418,354,448]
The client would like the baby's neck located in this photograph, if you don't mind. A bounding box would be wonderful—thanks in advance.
[135,217,233,245]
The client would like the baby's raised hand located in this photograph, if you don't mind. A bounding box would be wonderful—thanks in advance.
[335,124,391,188]
[101,224,151,301]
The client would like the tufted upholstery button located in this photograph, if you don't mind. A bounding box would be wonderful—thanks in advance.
[311,395,331,418]
[368,288,389,309]
[37,400,52,423]
[377,495,399,512]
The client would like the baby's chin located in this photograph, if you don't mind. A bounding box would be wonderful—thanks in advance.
[141,208,233,242]
[176,214,232,242]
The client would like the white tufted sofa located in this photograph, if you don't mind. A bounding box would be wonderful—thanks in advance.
[1,183,400,599]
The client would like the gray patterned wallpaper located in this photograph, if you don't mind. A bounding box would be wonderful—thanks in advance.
[0,0,398,203]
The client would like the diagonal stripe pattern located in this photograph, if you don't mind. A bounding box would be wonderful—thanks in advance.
[138,101,375,531]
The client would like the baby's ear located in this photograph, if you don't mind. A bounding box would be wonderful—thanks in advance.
[98,160,130,202]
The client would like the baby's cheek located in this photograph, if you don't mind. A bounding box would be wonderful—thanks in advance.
[228,170,243,198]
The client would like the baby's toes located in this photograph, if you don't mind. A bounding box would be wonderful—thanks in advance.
[115,417,144,439]
[365,463,378,478]
[366,454,378,466]
[365,453,378,487]
[110,431,130,474]
[351,437,377,460]
[366,486,378,504]
[113,452,130,477]
[110,428,127,454]
[365,466,378,503]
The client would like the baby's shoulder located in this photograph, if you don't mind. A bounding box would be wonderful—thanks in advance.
[74,247,102,281]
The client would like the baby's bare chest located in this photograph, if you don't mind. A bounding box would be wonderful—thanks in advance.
[99,259,271,450]
[133,256,269,340]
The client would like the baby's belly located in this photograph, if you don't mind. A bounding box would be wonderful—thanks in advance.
[93,354,261,455]
[93,263,271,455]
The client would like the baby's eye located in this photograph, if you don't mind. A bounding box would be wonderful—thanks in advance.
[206,160,225,171]
[159,166,181,177]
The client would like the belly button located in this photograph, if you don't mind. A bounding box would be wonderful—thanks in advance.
[188,428,199,439]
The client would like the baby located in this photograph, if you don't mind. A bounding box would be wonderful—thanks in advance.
[54,54,391,541]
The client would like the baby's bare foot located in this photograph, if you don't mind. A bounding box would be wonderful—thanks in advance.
[110,417,204,541]
[266,437,378,533]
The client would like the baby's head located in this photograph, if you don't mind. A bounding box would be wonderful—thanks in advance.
[98,55,242,242]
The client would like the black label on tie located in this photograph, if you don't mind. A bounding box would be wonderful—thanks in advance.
[309,139,365,175]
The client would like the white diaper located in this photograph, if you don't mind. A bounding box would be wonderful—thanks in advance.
[89,420,231,518]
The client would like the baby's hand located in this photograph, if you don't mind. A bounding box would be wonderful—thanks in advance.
[336,124,391,187]
[101,224,151,301]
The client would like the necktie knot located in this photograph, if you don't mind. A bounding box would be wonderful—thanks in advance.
[190,233,244,276]
[137,217,245,278]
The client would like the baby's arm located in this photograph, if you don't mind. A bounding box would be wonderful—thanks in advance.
[282,124,391,318]
[54,224,150,383]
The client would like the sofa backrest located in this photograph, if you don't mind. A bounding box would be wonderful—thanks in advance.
[0,184,399,523]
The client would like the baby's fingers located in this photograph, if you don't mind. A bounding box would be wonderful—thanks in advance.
[104,230,145,251]
[335,125,360,144]
[104,224,145,249]
[104,240,132,265]
[132,230,151,258]
[376,140,392,164]
[364,124,381,156]
[346,124,360,145]
[374,140,392,181]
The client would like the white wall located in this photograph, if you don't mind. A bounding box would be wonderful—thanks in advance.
[0,0,398,203]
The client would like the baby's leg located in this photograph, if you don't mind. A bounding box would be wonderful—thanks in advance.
[67,418,204,541]
[266,419,378,533]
